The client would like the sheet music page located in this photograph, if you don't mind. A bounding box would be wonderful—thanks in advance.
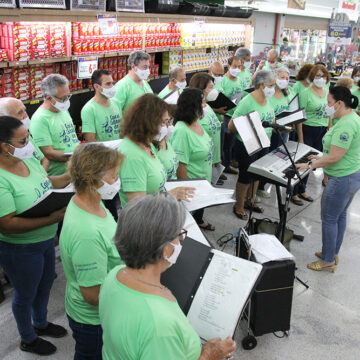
[165,180,234,211]
[211,164,225,185]
[249,112,271,148]
[184,211,210,247]
[288,95,299,113]
[187,250,263,341]
[64,139,123,156]
[233,115,261,155]
[276,109,306,126]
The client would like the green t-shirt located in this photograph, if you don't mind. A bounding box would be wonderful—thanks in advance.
[291,81,309,95]
[81,98,122,141]
[322,112,360,177]
[171,121,213,183]
[352,84,358,93]
[199,105,221,163]
[232,93,275,142]
[114,75,153,112]
[269,88,295,117]
[238,68,252,90]
[263,61,283,71]
[0,157,57,244]
[299,87,329,127]
[118,138,167,206]
[30,136,44,162]
[30,107,80,176]
[213,83,225,123]
[99,265,202,360]
[352,87,360,111]
[158,86,183,99]
[59,199,122,325]
[154,141,179,180]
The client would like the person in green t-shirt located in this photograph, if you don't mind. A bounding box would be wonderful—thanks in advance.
[228,70,276,220]
[114,50,153,113]
[292,64,331,205]
[291,64,313,96]
[81,69,122,142]
[296,86,360,272]
[257,49,283,72]
[331,78,354,128]
[30,74,80,176]
[350,66,360,93]
[118,94,194,207]
[99,194,237,360]
[60,143,124,360]
[158,65,186,99]
[0,116,70,356]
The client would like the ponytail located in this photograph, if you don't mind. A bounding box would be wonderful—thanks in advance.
[350,95,359,110]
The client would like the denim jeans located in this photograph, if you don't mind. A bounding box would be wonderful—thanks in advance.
[67,315,103,360]
[321,170,360,262]
[0,238,55,342]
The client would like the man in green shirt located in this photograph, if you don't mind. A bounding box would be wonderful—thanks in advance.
[114,50,153,112]
[81,70,122,142]
[30,74,79,176]
[258,49,283,71]
[158,65,186,99]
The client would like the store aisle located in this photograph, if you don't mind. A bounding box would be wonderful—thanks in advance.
[1,171,360,360]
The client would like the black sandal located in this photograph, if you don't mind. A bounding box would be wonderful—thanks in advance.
[244,202,264,213]
[233,206,248,220]
[198,222,215,231]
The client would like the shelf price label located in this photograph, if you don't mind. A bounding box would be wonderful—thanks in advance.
[77,56,98,79]
[98,14,119,37]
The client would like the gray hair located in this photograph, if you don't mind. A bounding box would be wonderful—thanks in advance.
[268,49,278,59]
[41,74,69,97]
[169,66,184,80]
[275,66,290,77]
[0,97,12,116]
[235,47,251,59]
[254,70,275,89]
[127,50,151,68]
[115,194,186,269]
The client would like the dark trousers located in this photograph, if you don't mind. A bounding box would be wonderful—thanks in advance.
[293,125,327,196]
[103,194,120,222]
[67,315,103,360]
[0,238,55,342]
[192,208,205,224]
[221,116,236,168]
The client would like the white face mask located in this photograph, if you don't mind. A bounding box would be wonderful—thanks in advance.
[213,75,223,85]
[8,141,35,160]
[135,67,150,80]
[268,62,276,68]
[244,61,251,69]
[229,68,241,77]
[21,117,31,130]
[101,86,116,99]
[52,98,70,112]
[325,103,337,117]
[276,79,289,90]
[306,78,311,84]
[354,76,360,83]
[165,125,175,140]
[97,178,121,200]
[176,80,187,90]
[164,241,182,266]
[313,78,326,88]
[263,86,275,98]
[200,105,209,119]
[207,88,219,102]
[154,126,168,141]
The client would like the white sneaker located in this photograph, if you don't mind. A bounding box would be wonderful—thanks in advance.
[257,190,271,198]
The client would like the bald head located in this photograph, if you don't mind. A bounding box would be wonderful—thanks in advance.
[0,97,28,121]
[267,49,278,64]
[209,62,224,77]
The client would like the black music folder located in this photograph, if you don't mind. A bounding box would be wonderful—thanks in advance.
[161,237,262,341]
[18,187,74,218]
[207,92,237,111]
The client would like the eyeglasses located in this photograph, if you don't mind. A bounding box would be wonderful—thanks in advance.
[9,134,30,146]
[53,94,72,102]
[178,229,188,243]
[314,75,327,79]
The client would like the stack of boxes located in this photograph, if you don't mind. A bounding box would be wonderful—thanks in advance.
[182,49,217,72]
[98,56,127,82]
[148,53,159,78]
[162,50,182,75]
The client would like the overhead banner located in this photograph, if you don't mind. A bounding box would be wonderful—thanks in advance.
[327,23,354,45]
[287,0,306,10]
[338,0,358,12]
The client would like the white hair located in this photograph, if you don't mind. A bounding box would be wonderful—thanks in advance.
[254,70,275,89]
[0,97,22,116]
[41,74,69,97]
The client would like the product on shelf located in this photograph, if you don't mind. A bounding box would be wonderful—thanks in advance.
[145,23,181,50]
[162,50,182,74]
[218,49,235,66]
[182,49,218,72]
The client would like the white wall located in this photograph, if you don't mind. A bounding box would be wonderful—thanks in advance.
[251,12,277,57]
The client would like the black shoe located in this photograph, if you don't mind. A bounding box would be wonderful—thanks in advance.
[20,337,56,356]
[216,179,224,185]
[224,166,238,175]
[34,322,68,338]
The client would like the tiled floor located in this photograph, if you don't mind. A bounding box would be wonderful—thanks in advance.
[1,169,360,359]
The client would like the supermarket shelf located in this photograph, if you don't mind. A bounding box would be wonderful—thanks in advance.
[184,67,210,74]
[24,88,93,105]
[0,9,254,25]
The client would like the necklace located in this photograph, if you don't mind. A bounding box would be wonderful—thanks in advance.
[122,269,167,291]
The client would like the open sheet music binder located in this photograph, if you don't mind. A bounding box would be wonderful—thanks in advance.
[276,95,307,126]
[163,88,181,105]
[161,237,263,341]
[207,92,237,112]
[233,111,271,156]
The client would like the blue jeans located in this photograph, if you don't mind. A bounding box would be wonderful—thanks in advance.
[321,170,360,262]
[67,315,103,360]
[0,238,55,342]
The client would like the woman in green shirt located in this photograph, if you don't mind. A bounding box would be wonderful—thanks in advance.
[60,142,124,360]
[99,194,236,360]
[296,87,360,272]
[118,94,194,207]
[350,66,360,93]
[171,88,215,230]
[0,116,68,356]
[291,64,313,96]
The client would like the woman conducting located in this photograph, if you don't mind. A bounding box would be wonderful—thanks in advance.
[0,116,68,356]
[118,94,194,206]
[292,64,331,206]
[228,70,276,219]
[60,143,125,359]
[99,194,236,359]
[171,88,215,230]
[296,86,360,272]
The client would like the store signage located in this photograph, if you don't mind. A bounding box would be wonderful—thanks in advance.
[287,0,306,10]
[338,0,358,12]
[98,14,118,36]
[115,0,144,13]
[77,56,98,79]
[327,23,353,45]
